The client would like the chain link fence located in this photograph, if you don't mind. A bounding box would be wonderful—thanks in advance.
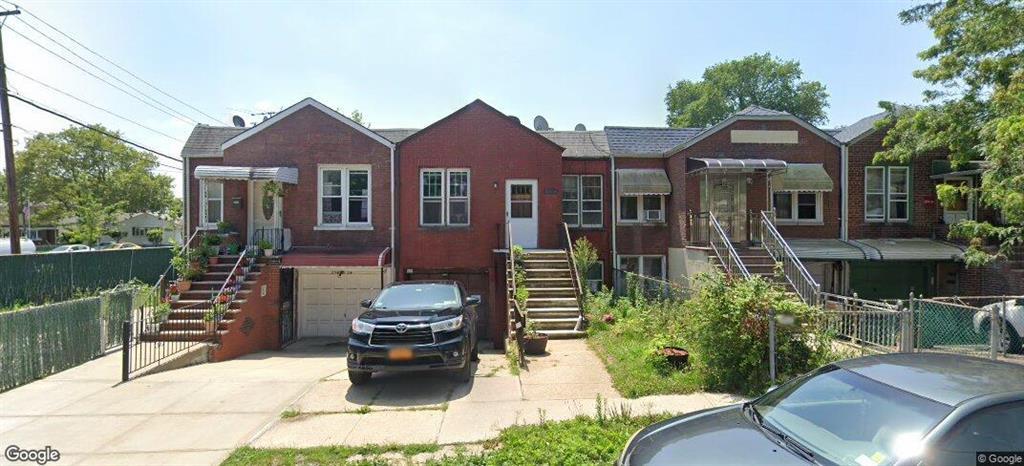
[0,285,150,392]
[0,247,171,309]
[612,268,690,302]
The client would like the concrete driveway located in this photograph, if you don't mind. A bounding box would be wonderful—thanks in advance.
[0,339,344,466]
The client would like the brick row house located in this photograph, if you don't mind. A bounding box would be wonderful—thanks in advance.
[179,97,1019,357]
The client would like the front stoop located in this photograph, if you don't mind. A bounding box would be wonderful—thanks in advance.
[518,250,586,338]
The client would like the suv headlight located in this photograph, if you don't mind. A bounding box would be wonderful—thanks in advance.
[430,315,463,332]
[351,319,375,335]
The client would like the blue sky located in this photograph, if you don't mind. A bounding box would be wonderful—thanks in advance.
[4,1,935,194]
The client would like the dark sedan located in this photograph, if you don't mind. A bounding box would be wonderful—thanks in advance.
[347,281,480,385]
[621,353,1024,466]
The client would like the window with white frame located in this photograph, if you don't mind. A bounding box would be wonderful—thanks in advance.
[200,180,223,227]
[772,191,822,223]
[585,260,604,292]
[618,195,664,223]
[562,175,602,227]
[318,165,371,228]
[865,166,910,222]
[421,169,471,226]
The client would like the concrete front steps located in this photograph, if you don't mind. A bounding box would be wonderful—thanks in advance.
[708,246,798,295]
[520,250,586,339]
[141,256,261,343]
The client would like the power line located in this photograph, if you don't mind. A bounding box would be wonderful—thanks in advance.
[3,1,224,125]
[4,122,182,172]
[7,66,185,143]
[7,17,202,126]
[5,25,198,126]
[9,92,183,164]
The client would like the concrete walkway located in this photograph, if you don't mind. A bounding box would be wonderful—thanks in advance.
[251,340,743,448]
[0,339,343,466]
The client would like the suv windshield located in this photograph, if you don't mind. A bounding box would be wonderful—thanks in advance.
[754,367,952,466]
[372,284,460,311]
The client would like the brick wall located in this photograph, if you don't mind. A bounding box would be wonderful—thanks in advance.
[614,157,672,256]
[847,128,944,239]
[563,158,613,286]
[188,105,392,251]
[667,119,843,244]
[209,264,281,362]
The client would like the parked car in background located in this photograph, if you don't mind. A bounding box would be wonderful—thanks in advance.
[0,238,37,255]
[48,244,92,254]
[973,298,1023,354]
[347,281,480,385]
[103,242,142,250]
[620,353,1024,466]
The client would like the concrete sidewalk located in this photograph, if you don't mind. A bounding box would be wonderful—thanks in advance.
[0,339,344,466]
[251,340,743,448]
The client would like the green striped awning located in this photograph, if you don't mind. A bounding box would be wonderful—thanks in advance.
[772,163,833,192]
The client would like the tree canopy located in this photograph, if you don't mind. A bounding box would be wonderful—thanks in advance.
[664,53,830,128]
[1,125,177,231]
[876,0,1024,266]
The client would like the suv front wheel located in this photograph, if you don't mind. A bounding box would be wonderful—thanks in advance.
[349,370,371,385]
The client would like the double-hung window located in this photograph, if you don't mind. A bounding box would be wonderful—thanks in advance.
[865,166,910,222]
[421,169,471,226]
[618,255,665,279]
[200,180,223,228]
[562,175,603,227]
[619,195,664,223]
[772,192,822,223]
[318,165,371,228]
[585,261,604,293]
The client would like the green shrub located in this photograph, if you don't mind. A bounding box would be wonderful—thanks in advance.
[146,228,164,245]
[683,271,834,395]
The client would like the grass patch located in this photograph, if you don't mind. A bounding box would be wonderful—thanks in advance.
[279,409,300,419]
[587,325,703,398]
[222,444,440,466]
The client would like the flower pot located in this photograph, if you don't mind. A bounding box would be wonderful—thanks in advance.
[263,248,274,257]
[170,294,179,303]
[217,294,229,304]
[177,280,193,292]
[208,256,220,265]
[658,346,690,369]
[522,334,549,355]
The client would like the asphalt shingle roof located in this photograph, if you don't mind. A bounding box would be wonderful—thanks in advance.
[832,111,888,144]
[734,105,791,117]
[604,126,703,156]
[538,131,609,158]
[373,128,419,143]
[181,125,420,158]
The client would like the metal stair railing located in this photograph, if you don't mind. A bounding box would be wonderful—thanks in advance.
[561,223,586,331]
[504,221,526,367]
[758,210,821,306]
[707,211,751,279]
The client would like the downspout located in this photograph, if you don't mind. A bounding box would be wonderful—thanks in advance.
[610,153,617,287]
[390,144,397,281]
[183,156,189,239]
[841,144,849,241]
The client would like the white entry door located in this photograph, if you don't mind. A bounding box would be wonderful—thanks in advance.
[250,180,282,245]
[298,268,383,338]
[506,180,538,248]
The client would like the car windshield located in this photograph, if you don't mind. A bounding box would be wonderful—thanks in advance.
[754,366,953,466]
[372,284,460,310]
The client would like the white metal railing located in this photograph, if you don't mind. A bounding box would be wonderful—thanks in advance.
[707,211,750,279]
[759,211,820,306]
[820,293,911,353]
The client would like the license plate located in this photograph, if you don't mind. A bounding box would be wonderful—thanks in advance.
[388,347,414,361]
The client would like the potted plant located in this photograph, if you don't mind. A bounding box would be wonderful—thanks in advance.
[204,302,228,324]
[216,221,233,234]
[203,234,223,264]
[216,292,230,304]
[522,321,549,355]
[171,249,199,292]
[258,239,274,257]
[226,243,239,256]
[168,282,180,302]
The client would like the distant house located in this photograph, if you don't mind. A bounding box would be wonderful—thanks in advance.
[106,212,181,245]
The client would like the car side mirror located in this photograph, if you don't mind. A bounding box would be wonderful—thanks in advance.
[359,299,373,309]
[465,295,481,306]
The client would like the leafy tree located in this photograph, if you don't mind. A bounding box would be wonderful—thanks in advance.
[876,1,1024,266]
[8,126,176,226]
[67,196,124,246]
[665,53,830,127]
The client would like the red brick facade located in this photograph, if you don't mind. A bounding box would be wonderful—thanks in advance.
[562,158,613,285]
[210,265,282,362]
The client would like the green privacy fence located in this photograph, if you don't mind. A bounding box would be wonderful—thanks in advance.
[916,299,990,351]
[0,286,148,392]
[0,247,171,309]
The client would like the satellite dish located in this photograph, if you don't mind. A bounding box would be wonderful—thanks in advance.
[509,115,520,124]
[533,115,550,131]
[231,115,246,127]
[574,123,586,131]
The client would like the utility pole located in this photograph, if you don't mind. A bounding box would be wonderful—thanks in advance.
[1,9,21,254]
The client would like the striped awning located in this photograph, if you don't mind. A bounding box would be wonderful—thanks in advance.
[787,239,868,260]
[193,166,299,184]
[772,163,834,192]
[687,158,787,173]
[616,169,672,195]
[849,238,966,261]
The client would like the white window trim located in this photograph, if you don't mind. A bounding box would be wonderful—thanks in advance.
[864,166,910,223]
[316,164,373,230]
[563,175,603,228]
[586,260,605,292]
[617,194,664,224]
[772,191,823,224]
[199,179,223,229]
[616,255,667,280]
[420,168,472,227]
[941,176,974,218]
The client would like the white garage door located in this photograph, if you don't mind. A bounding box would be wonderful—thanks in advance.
[298,268,386,338]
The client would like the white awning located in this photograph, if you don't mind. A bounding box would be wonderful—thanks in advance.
[616,169,672,195]
[772,163,834,192]
[193,166,299,184]
[687,158,788,173]
[849,238,966,261]
[787,239,867,260]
